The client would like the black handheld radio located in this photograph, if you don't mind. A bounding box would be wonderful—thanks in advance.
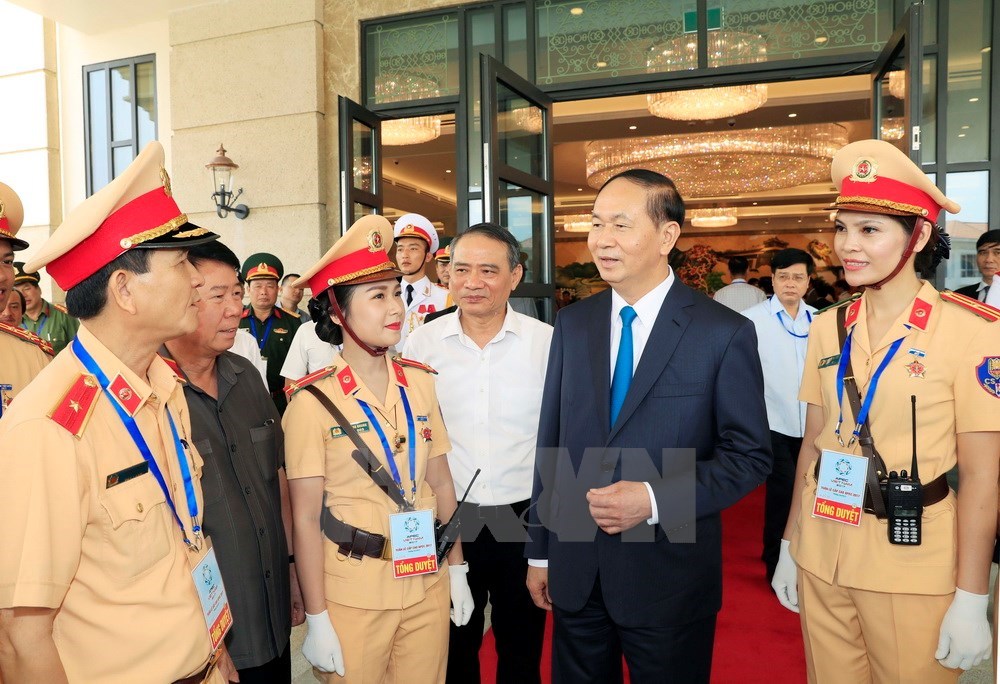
[435,468,481,564]
[886,395,922,546]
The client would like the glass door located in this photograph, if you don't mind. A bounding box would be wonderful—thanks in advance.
[338,96,382,234]
[871,4,923,161]
[480,55,555,320]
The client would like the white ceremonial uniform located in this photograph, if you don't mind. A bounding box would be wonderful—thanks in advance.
[400,275,449,348]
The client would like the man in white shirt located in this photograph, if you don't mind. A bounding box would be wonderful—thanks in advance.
[955,230,999,302]
[279,320,339,382]
[713,255,767,312]
[742,248,817,582]
[393,213,449,348]
[403,223,552,684]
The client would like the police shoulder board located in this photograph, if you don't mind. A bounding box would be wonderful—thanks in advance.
[285,365,337,401]
[0,321,55,356]
[940,290,1000,322]
[813,292,861,317]
[278,306,300,319]
[48,373,101,438]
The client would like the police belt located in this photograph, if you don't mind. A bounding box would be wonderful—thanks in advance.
[812,456,949,515]
[321,498,393,561]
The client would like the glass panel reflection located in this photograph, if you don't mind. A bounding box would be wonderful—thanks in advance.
[112,146,133,180]
[352,121,374,192]
[497,84,543,177]
[946,0,991,163]
[499,182,546,284]
[354,202,376,223]
[136,61,156,149]
[111,65,132,142]
[365,14,459,105]
[88,69,110,192]
[942,171,989,291]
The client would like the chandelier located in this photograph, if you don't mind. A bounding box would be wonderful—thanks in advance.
[560,213,592,232]
[880,117,905,141]
[375,73,443,146]
[888,70,906,100]
[585,124,848,198]
[511,106,543,134]
[647,31,768,121]
[690,208,738,228]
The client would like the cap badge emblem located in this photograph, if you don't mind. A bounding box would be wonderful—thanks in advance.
[159,166,173,197]
[850,157,878,183]
[368,230,383,252]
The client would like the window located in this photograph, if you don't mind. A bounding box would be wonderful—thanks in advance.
[960,253,978,278]
[84,55,157,196]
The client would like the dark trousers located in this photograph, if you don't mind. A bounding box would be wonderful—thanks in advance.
[236,642,291,684]
[446,499,546,684]
[762,430,802,581]
[552,577,716,684]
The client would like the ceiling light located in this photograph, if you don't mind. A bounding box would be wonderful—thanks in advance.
[585,124,848,198]
[752,202,758,205]
[375,74,442,145]
[596,61,608,68]
[690,208,737,228]
[628,125,637,130]
[983,47,992,53]
[814,36,828,44]
[577,187,583,192]
[970,97,980,102]
[961,125,970,129]
[569,6,583,15]
[383,116,441,146]
[788,112,798,118]
[958,133,967,138]
[647,31,768,121]
[561,213,592,232]
[445,169,452,173]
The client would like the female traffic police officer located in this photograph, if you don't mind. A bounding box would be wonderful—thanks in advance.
[771,139,1000,682]
[283,214,474,682]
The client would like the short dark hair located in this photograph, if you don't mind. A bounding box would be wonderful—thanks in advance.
[976,230,1000,250]
[281,273,301,286]
[66,249,151,320]
[309,284,361,346]
[599,169,685,227]
[450,222,521,271]
[8,289,25,311]
[727,256,750,277]
[770,248,815,275]
[187,240,239,273]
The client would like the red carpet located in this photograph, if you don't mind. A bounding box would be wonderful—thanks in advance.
[479,485,806,682]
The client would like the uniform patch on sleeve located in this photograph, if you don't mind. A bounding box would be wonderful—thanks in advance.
[975,357,1000,398]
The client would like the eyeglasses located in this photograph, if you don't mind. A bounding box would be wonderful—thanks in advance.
[773,273,808,283]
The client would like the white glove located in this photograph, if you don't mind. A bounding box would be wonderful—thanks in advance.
[303,610,345,676]
[770,539,800,613]
[449,562,475,627]
[935,588,992,670]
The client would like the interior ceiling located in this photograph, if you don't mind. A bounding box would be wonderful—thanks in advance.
[383,74,876,235]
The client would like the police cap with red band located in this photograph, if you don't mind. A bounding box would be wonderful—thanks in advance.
[392,212,439,255]
[295,215,401,296]
[24,141,218,291]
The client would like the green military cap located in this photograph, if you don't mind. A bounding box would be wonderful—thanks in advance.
[241,252,284,282]
[13,262,40,286]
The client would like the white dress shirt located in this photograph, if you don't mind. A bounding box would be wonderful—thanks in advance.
[609,270,675,526]
[279,321,340,380]
[229,329,268,388]
[973,280,992,302]
[713,279,768,312]
[742,296,816,438]
[986,281,1000,309]
[402,305,553,506]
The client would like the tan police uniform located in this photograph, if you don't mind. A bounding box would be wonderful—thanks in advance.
[0,322,52,413]
[283,352,452,683]
[0,141,224,683]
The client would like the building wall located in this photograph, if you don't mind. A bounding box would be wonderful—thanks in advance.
[0,0,59,280]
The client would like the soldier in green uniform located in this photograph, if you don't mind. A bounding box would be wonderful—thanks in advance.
[239,252,302,413]
[14,262,80,354]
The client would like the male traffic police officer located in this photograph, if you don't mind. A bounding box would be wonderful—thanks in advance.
[393,213,448,348]
[0,142,234,684]
[239,253,301,414]
[0,181,52,415]
[14,261,80,354]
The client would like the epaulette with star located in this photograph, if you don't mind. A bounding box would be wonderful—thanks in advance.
[392,356,437,375]
[48,374,101,437]
[814,293,861,317]
[279,306,300,319]
[285,366,337,400]
[940,290,1000,322]
[0,321,55,356]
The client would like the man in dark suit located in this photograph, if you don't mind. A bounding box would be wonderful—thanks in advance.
[954,229,999,301]
[526,169,772,683]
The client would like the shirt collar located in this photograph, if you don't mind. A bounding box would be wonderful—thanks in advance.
[978,280,991,292]
[731,278,747,284]
[610,268,675,329]
[768,295,814,320]
[447,303,521,345]
[403,276,430,294]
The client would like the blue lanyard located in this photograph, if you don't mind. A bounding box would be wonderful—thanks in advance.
[249,314,275,351]
[357,386,418,507]
[776,309,812,339]
[72,338,202,548]
[35,312,48,338]
[834,328,905,447]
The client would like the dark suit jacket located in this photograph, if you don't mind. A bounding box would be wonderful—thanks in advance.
[526,280,772,628]
[953,283,983,300]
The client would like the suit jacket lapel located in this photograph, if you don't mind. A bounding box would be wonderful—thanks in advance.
[608,281,694,443]
[588,291,613,439]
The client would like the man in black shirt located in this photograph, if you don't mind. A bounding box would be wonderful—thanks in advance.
[165,240,304,683]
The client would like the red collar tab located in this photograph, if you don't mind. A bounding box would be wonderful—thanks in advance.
[908,297,933,330]
[337,366,358,395]
[108,374,143,415]
[391,361,409,388]
[843,298,862,329]
[159,355,183,378]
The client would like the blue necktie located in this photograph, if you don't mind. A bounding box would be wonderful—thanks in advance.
[610,306,638,427]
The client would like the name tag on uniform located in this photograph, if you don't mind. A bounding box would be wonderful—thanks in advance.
[818,354,841,369]
[812,449,866,527]
[330,421,370,438]
[190,541,233,651]
[389,508,438,579]
[106,461,149,488]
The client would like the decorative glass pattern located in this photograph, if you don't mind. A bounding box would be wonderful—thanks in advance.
[365,14,460,105]
[535,0,687,85]
[721,0,894,60]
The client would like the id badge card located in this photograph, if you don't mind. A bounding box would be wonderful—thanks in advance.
[190,539,234,650]
[812,449,867,527]
[389,508,439,579]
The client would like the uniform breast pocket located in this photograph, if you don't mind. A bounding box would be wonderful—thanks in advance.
[250,423,279,482]
[98,475,173,583]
